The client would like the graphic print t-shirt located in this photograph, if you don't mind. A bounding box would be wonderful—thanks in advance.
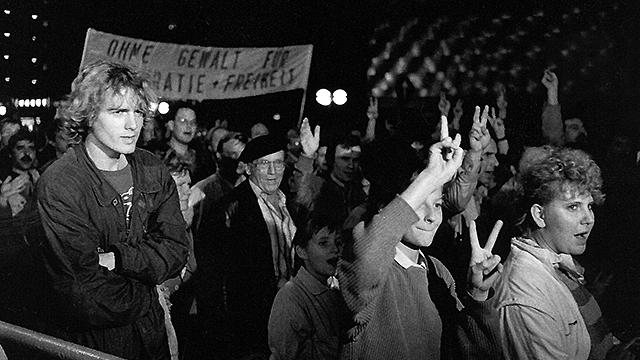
[101,164,134,226]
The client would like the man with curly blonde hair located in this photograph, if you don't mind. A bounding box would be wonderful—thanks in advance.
[37,61,189,359]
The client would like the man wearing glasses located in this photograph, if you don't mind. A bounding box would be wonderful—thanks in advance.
[221,134,296,358]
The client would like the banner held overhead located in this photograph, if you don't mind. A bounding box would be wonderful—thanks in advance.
[80,28,313,101]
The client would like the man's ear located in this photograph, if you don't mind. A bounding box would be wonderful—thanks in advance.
[295,245,307,260]
[531,204,545,228]
[167,120,174,132]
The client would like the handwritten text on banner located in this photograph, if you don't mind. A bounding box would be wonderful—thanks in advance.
[80,28,313,101]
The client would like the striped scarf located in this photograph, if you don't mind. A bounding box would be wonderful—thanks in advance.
[555,260,615,360]
[249,181,296,289]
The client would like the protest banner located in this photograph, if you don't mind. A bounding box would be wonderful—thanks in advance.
[80,28,313,102]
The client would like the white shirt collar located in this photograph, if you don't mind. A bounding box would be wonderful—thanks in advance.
[394,243,428,269]
[248,179,286,204]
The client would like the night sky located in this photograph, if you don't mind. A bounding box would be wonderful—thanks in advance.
[3,0,639,133]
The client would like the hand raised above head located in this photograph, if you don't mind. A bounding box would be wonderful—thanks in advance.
[541,70,558,90]
[366,96,379,121]
[299,117,320,157]
[400,131,462,211]
[438,92,451,117]
[488,107,506,139]
[426,132,463,182]
[453,99,463,119]
[469,106,491,152]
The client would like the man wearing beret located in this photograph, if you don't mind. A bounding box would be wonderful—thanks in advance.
[221,134,296,358]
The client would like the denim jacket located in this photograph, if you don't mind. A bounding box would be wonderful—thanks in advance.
[37,144,189,358]
[492,237,590,360]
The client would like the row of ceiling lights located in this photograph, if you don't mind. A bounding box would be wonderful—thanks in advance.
[13,98,50,108]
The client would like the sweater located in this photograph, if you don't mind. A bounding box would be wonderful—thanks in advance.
[338,197,500,360]
[268,266,349,360]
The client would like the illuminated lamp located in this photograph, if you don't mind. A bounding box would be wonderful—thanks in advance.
[30,99,36,107]
[31,58,37,63]
[42,98,48,107]
[24,100,29,108]
[3,10,9,15]
[0,105,6,116]
[31,79,37,84]
[31,14,38,20]
[3,33,9,37]
[4,77,8,82]
[35,99,41,107]
[18,99,24,107]
[3,55,7,60]
[272,113,281,121]
[332,89,347,105]
[158,101,169,114]
[315,89,331,106]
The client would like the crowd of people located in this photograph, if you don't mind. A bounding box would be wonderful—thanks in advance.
[0,57,638,360]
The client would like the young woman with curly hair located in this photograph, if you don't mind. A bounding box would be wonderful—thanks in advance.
[491,145,632,360]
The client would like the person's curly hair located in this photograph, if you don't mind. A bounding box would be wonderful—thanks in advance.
[63,60,157,133]
[516,145,604,232]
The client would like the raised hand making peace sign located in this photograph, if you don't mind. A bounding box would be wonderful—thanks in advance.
[488,107,506,140]
[366,96,379,121]
[469,105,491,153]
[467,220,504,301]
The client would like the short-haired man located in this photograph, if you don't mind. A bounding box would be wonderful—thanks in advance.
[37,61,189,359]
[295,132,368,226]
[165,106,213,182]
[165,107,197,165]
[222,134,296,357]
[0,128,47,333]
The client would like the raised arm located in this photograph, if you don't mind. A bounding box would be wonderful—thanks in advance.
[362,96,378,144]
[488,107,509,155]
[292,118,323,211]
[339,123,464,320]
[541,70,564,146]
[443,106,489,213]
